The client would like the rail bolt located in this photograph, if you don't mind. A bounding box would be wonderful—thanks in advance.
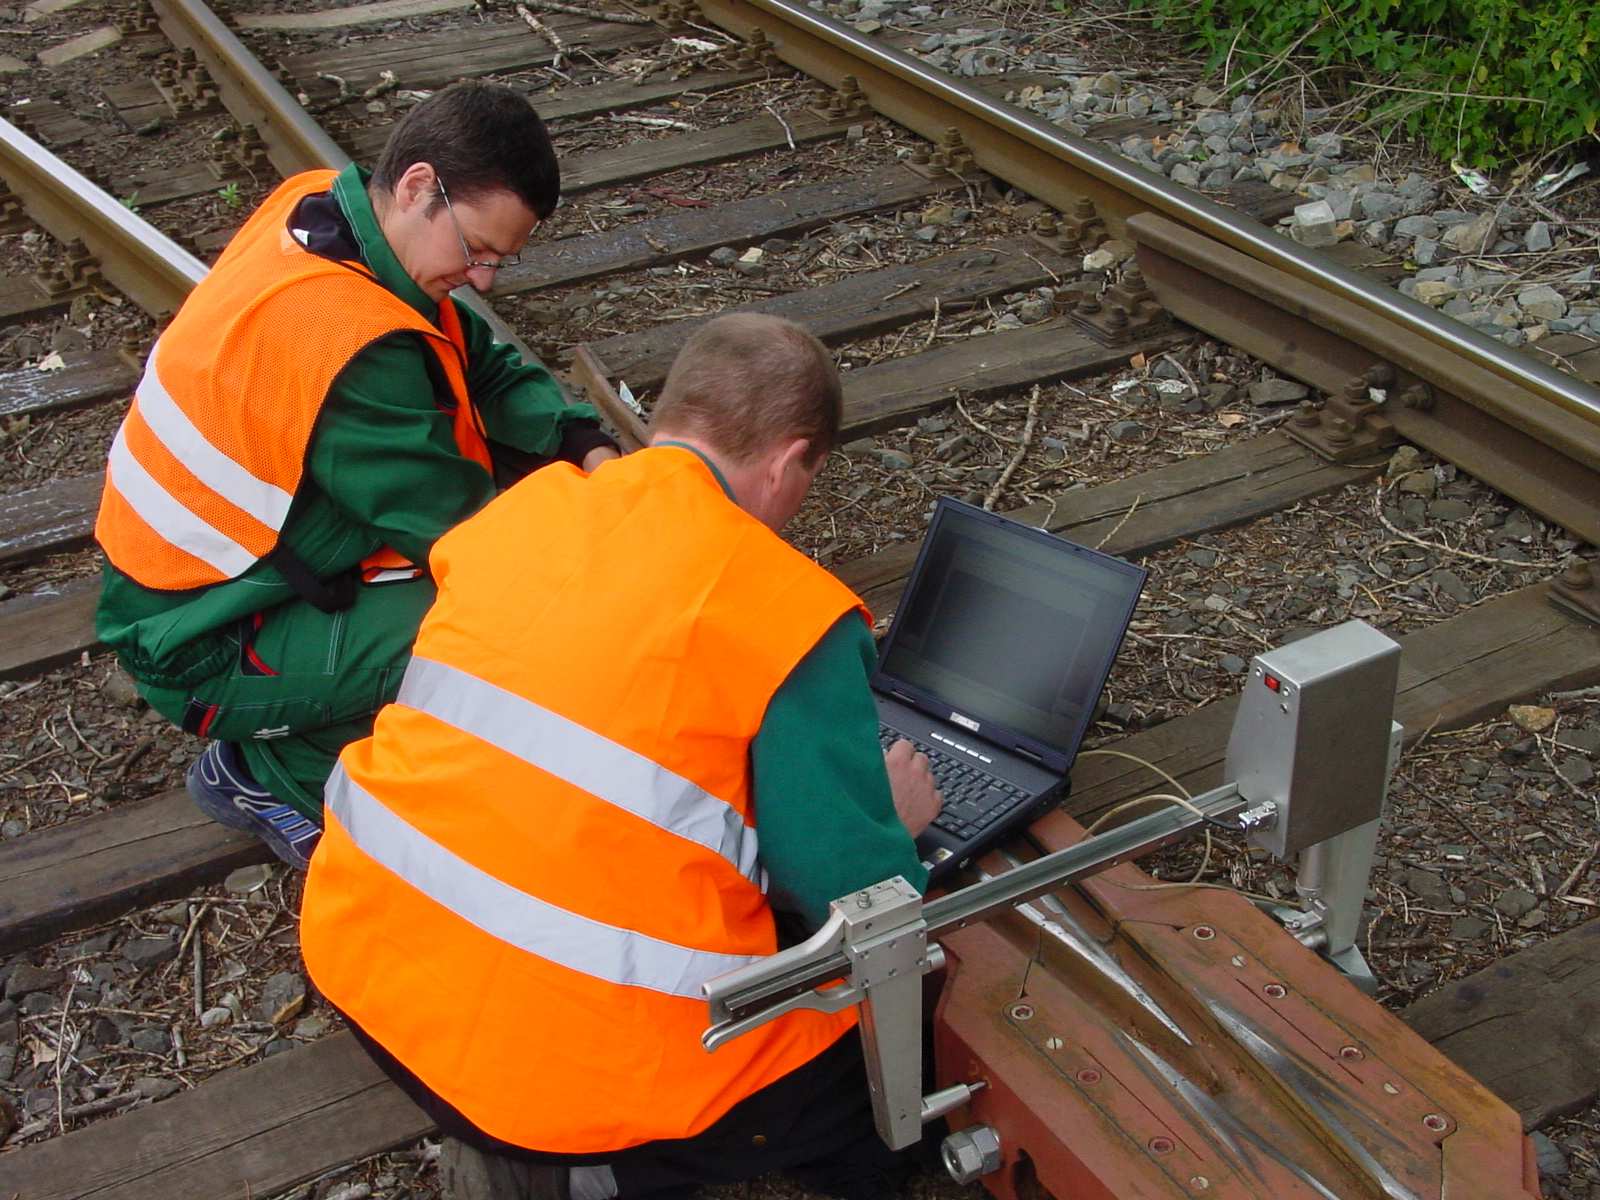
[1399,383,1434,411]
[1292,401,1321,428]
[1560,559,1593,590]
[941,1125,1002,1184]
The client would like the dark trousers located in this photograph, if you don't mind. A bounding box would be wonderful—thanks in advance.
[344,1015,928,1199]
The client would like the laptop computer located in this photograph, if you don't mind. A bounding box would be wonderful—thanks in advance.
[871,497,1148,885]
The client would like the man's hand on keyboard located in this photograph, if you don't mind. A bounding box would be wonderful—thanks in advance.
[884,739,943,838]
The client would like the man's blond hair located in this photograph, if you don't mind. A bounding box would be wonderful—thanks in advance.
[650,314,841,465]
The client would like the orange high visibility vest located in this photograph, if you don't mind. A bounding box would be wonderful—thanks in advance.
[301,446,869,1153]
[95,170,492,592]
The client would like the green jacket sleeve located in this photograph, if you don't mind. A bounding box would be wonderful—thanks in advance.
[753,613,928,931]
[307,335,498,565]
[453,300,594,454]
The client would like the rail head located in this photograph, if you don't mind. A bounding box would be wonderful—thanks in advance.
[693,0,1600,433]
[0,118,206,317]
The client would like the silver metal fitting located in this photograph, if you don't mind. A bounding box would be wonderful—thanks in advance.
[941,1124,1002,1184]
[1236,801,1279,832]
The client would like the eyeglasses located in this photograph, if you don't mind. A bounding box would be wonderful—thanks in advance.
[437,179,522,271]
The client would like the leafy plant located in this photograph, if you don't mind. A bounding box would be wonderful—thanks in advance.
[216,182,243,209]
[1128,0,1600,168]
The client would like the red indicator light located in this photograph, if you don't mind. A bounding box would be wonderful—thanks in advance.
[1264,674,1281,692]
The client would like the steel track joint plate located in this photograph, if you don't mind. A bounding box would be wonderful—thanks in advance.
[1062,265,1171,347]
[1284,368,1401,462]
[1549,560,1600,625]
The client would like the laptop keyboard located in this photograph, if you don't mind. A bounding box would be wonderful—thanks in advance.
[879,728,1032,840]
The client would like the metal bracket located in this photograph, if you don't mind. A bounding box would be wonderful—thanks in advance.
[903,127,983,183]
[154,50,223,117]
[116,1,161,34]
[1062,265,1170,346]
[1027,197,1105,256]
[1549,559,1600,625]
[206,127,271,181]
[31,238,102,299]
[1284,365,1403,462]
[0,189,27,235]
[731,28,778,69]
[808,74,871,123]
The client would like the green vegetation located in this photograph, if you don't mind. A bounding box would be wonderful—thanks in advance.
[216,182,243,209]
[1127,0,1600,167]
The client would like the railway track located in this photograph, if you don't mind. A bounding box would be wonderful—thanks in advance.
[0,0,1597,1195]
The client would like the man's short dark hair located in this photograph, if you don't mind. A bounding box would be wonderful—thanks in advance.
[652,315,842,465]
[372,80,560,218]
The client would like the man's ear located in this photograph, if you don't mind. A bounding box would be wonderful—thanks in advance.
[394,162,436,213]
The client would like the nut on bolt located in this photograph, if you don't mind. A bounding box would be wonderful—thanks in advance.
[1561,559,1593,590]
[941,1125,1002,1184]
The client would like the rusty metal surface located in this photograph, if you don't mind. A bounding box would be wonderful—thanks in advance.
[934,822,1542,1199]
[684,0,1600,441]
[0,119,204,317]
[1129,213,1600,546]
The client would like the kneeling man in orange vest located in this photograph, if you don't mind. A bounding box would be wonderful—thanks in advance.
[301,313,945,1200]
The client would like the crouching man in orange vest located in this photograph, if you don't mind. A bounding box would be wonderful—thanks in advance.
[93,82,618,870]
[300,314,945,1200]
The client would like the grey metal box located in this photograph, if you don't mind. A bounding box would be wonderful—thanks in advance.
[1225,620,1401,859]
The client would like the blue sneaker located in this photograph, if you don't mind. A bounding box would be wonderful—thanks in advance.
[186,741,322,870]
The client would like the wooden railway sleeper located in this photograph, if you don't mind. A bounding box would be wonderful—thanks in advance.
[1285,364,1403,463]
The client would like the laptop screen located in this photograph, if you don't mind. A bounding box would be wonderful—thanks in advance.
[874,500,1146,762]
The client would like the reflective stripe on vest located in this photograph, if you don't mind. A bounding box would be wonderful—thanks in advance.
[301,448,870,1152]
[325,762,762,998]
[397,656,764,885]
[105,424,258,579]
[106,339,296,576]
[95,169,493,592]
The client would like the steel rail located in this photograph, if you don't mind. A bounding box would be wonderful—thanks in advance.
[688,0,1600,431]
[150,0,543,356]
[0,119,206,316]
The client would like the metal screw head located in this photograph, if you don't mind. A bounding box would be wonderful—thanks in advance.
[1010,1003,1034,1020]
[1423,1114,1448,1132]
[1192,925,1216,941]
[1044,1036,1064,1051]
[1339,1045,1365,1061]
[1189,1176,1210,1191]
[1263,982,1287,999]
[1230,954,1246,967]
[1383,1082,1401,1095]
